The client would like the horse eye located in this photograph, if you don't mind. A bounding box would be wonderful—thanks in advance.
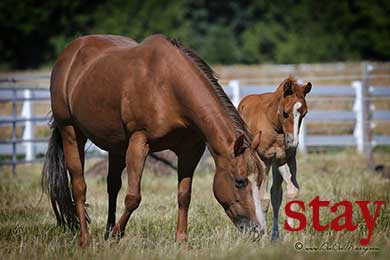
[283,111,289,118]
[235,177,248,189]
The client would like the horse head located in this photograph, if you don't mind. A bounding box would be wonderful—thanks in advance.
[277,77,311,149]
[213,131,267,235]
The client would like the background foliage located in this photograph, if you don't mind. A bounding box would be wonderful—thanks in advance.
[1,0,389,69]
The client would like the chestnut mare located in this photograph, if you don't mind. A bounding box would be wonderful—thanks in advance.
[238,77,311,240]
[41,34,266,247]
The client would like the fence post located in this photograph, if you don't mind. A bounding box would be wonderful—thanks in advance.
[353,81,365,153]
[362,63,374,167]
[352,63,373,167]
[22,89,35,161]
[12,89,17,176]
[229,80,240,107]
[298,118,307,153]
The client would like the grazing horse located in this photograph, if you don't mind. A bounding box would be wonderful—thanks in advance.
[41,34,266,247]
[238,77,311,240]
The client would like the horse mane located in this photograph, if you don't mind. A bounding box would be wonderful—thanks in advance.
[170,39,252,144]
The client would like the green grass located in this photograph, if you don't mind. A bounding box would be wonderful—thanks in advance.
[0,151,389,260]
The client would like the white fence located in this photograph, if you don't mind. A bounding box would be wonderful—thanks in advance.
[224,80,390,154]
[0,78,105,175]
[1,65,390,174]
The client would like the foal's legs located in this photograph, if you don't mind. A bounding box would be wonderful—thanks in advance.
[175,143,205,242]
[60,125,88,247]
[104,152,125,240]
[279,164,299,200]
[279,156,299,227]
[270,164,283,240]
[259,164,271,213]
[112,131,149,237]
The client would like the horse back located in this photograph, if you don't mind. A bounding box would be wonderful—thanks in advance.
[238,92,285,160]
[238,93,275,131]
[51,34,197,152]
[50,35,138,123]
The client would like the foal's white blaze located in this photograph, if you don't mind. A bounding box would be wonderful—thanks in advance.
[292,101,302,145]
[249,174,267,231]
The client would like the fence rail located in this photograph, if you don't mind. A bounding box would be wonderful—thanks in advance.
[224,65,390,157]
[1,63,390,174]
[0,85,104,175]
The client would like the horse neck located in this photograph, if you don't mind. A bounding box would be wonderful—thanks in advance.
[266,91,283,133]
[175,77,239,157]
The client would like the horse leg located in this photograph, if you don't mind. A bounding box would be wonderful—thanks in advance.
[60,125,88,247]
[112,131,149,237]
[175,142,205,242]
[279,156,299,228]
[259,164,271,213]
[270,164,283,240]
[104,152,125,240]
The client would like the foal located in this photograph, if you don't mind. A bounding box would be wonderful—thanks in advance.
[238,77,311,240]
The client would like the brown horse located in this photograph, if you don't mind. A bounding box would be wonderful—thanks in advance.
[238,77,311,240]
[41,34,266,247]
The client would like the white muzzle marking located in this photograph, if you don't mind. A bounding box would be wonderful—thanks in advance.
[249,175,267,231]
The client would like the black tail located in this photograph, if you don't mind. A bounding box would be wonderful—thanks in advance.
[41,120,79,229]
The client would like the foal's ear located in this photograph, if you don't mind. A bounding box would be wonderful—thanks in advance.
[283,80,294,97]
[233,133,246,156]
[303,82,312,96]
[251,131,262,151]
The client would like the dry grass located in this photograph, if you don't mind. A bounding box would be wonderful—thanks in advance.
[0,151,389,260]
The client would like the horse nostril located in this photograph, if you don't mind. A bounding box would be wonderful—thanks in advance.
[284,134,294,146]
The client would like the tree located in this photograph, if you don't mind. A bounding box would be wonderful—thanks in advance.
[1,0,389,69]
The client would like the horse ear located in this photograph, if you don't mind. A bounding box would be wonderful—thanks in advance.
[303,82,312,96]
[233,133,246,157]
[251,131,262,151]
[283,80,293,97]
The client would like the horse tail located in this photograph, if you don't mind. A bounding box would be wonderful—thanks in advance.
[41,118,79,229]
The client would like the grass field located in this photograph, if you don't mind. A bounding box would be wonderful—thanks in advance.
[0,151,389,260]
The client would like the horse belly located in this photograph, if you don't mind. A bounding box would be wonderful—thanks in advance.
[70,83,129,153]
[77,115,128,153]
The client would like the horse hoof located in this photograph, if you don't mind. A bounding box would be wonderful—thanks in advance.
[175,232,188,243]
[111,225,125,239]
[79,236,89,248]
[271,230,279,241]
[104,224,113,240]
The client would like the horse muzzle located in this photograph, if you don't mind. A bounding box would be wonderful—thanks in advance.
[235,217,265,237]
[285,133,298,148]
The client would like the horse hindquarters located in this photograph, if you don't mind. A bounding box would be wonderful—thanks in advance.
[41,121,78,228]
[42,121,89,247]
[60,125,89,247]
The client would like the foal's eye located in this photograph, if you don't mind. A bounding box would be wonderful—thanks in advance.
[235,177,248,188]
[283,111,289,118]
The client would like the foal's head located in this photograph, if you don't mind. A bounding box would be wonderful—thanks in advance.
[277,77,311,149]
[213,131,267,234]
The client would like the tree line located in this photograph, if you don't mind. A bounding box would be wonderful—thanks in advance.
[1,0,389,69]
